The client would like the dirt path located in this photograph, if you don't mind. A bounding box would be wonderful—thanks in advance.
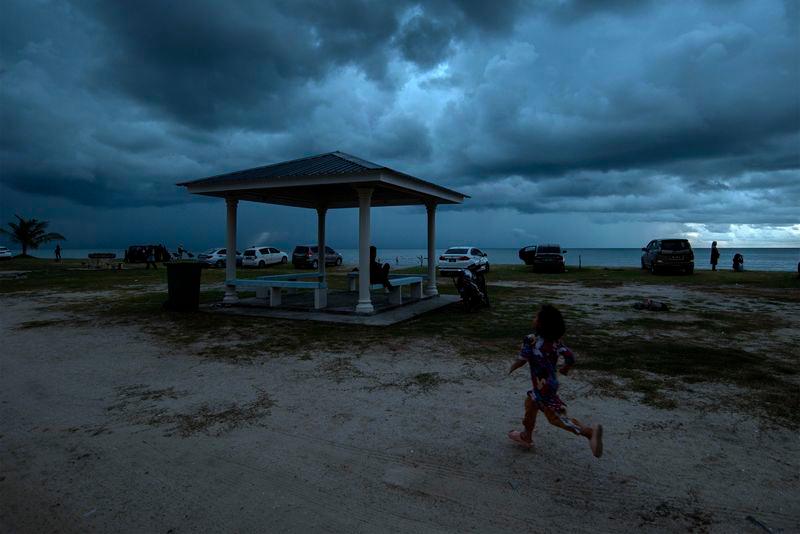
[1,292,798,533]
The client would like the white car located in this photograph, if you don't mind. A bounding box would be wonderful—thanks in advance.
[197,247,242,268]
[242,246,288,268]
[0,246,12,260]
[438,246,489,275]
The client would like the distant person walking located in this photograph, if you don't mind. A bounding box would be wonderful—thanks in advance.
[54,243,61,262]
[732,253,744,272]
[145,247,158,269]
[710,241,720,271]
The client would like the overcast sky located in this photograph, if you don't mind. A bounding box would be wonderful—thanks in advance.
[1,0,798,251]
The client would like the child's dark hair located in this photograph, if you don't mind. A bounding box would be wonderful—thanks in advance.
[536,304,565,341]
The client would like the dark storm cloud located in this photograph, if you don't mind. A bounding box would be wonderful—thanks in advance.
[80,1,396,129]
[0,0,798,245]
[395,15,454,69]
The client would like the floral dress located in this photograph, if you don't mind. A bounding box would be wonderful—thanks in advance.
[517,334,576,413]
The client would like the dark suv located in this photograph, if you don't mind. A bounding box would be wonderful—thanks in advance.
[518,245,537,265]
[641,239,694,274]
[292,245,343,269]
[532,244,567,273]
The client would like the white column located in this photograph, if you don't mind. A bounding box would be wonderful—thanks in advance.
[315,206,328,309]
[425,202,438,296]
[317,206,327,280]
[355,187,374,314]
[223,198,239,304]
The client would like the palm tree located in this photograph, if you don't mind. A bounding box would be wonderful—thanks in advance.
[0,215,66,257]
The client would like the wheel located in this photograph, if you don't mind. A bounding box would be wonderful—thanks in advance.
[335,257,342,266]
[650,263,657,275]
[258,260,265,268]
[311,259,319,269]
[215,260,224,268]
[281,256,288,264]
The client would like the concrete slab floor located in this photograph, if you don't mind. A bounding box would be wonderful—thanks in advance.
[203,293,461,325]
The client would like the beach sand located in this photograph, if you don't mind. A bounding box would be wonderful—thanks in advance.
[1,279,798,533]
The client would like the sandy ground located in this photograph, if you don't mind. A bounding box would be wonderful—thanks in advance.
[1,289,799,533]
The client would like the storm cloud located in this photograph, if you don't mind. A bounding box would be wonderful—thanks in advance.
[0,0,798,248]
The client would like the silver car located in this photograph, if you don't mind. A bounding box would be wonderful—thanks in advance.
[438,246,489,276]
[242,246,289,268]
[197,247,242,268]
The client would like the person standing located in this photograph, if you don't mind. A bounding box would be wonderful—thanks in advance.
[145,247,158,269]
[54,243,61,262]
[710,241,720,271]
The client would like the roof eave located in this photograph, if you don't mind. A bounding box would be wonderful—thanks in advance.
[180,171,467,205]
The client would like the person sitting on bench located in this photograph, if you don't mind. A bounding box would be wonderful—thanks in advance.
[370,246,392,289]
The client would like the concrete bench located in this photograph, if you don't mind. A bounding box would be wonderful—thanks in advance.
[346,271,427,291]
[227,276,328,309]
[346,273,424,305]
[255,273,322,281]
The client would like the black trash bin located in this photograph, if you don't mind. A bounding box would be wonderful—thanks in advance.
[165,262,203,311]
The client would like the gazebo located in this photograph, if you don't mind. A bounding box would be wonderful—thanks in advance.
[178,152,467,314]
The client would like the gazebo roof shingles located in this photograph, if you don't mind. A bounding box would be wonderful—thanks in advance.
[179,151,467,208]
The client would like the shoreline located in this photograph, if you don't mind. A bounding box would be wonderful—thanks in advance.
[3,256,799,273]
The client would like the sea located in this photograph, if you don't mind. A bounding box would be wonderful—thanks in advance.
[23,247,800,272]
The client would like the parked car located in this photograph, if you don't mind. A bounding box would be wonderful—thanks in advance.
[641,239,694,274]
[518,245,537,265]
[124,244,171,263]
[242,246,288,268]
[531,244,567,273]
[438,246,490,276]
[0,246,12,260]
[197,247,242,268]
[292,245,343,269]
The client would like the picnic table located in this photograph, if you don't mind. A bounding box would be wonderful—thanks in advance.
[87,252,120,269]
[227,273,328,308]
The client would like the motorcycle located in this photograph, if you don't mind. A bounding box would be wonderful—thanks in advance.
[453,264,490,311]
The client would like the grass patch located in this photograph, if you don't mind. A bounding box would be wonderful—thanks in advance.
[575,337,798,423]
[319,357,365,382]
[367,371,456,394]
[408,372,446,392]
[109,384,274,437]
[0,256,315,294]
[16,318,92,329]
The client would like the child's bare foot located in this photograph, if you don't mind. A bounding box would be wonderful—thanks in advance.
[508,430,532,449]
[590,424,603,458]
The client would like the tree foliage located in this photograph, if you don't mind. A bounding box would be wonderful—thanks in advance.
[0,215,66,257]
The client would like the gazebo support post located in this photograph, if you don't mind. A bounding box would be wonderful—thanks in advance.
[315,206,328,309]
[425,202,438,296]
[355,187,374,314]
[223,197,239,304]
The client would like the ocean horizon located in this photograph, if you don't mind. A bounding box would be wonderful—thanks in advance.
[14,246,800,272]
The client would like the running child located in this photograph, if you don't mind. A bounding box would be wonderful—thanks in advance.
[507,304,603,458]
